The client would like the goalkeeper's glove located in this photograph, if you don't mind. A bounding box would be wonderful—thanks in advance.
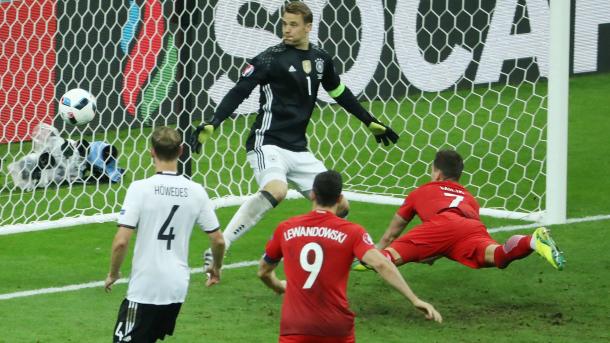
[367,120,399,146]
[190,122,215,154]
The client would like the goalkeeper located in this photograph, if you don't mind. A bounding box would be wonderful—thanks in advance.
[191,1,399,271]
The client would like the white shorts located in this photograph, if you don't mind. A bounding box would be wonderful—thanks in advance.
[246,145,327,192]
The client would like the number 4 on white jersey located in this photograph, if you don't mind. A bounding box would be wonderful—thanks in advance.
[115,322,124,341]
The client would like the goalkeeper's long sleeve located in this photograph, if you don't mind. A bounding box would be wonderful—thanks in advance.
[332,86,376,125]
[209,77,259,128]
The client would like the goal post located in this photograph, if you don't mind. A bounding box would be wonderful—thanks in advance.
[0,0,581,232]
[545,0,570,225]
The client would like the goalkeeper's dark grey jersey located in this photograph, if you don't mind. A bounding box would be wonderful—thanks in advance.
[216,43,342,152]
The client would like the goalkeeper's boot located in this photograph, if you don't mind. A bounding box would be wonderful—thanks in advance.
[351,258,373,272]
[532,227,565,270]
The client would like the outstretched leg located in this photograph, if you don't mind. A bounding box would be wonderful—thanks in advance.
[487,227,565,270]
[203,180,285,273]
[531,227,565,270]
[488,235,534,268]
[222,180,285,250]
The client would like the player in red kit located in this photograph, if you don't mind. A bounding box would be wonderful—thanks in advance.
[258,170,442,343]
[354,150,565,272]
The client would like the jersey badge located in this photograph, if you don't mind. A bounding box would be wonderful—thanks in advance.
[288,65,297,72]
[302,60,312,74]
[315,58,324,73]
[363,233,374,245]
[241,63,255,77]
[315,58,324,79]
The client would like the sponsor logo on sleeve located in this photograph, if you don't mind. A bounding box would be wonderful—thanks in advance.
[363,233,374,245]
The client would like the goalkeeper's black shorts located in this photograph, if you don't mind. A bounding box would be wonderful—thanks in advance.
[113,298,182,342]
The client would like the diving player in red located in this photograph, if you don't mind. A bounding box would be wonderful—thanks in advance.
[258,171,441,343]
[361,150,565,271]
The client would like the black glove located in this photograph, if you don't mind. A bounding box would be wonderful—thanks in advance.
[367,120,399,146]
[190,122,215,154]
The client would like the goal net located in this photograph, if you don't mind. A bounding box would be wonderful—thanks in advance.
[0,0,562,231]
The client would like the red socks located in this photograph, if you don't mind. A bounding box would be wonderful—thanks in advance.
[494,235,534,269]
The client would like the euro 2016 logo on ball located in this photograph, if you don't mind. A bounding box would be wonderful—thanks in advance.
[58,88,97,126]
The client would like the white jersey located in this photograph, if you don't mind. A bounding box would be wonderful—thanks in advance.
[117,171,219,305]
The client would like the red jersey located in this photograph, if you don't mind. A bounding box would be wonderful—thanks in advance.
[397,180,480,222]
[264,210,375,337]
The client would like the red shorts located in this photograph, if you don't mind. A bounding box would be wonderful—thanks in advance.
[388,212,497,269]
[279,334,355,343]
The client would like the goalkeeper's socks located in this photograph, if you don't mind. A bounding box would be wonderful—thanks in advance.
[494,235,534,269]
[223,191,277,250]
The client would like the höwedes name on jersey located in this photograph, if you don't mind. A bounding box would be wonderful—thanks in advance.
[154,185,189,198]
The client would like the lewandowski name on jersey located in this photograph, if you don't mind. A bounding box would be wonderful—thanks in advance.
[154,185,189,198]
[284,226,347,244]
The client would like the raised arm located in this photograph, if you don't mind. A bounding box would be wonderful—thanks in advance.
[361,248,442,323]
[320,53,399,146]
[191,58,268,153]
[209,69,262,128]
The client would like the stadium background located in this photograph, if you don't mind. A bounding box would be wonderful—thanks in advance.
[1,0,609,142]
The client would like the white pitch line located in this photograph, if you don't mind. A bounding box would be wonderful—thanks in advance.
[488,213,610,233]
[0,260,259,301]
[2,213,610,302]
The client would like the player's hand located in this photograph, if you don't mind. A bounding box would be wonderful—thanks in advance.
[412,299,442,323]
[205,266,221,287]
[367,120,399,146]
[190,122,215,154]
[274,279,287,295]
[104,272,120,293]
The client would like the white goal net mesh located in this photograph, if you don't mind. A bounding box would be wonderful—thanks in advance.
[0,0,550,229]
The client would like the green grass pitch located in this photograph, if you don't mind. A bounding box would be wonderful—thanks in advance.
[0,73,609,341]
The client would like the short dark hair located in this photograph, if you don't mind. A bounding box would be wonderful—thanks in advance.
[151,126,182,161]
[283,1,313,24]
[433,150,464,181]
[312,170,343,207]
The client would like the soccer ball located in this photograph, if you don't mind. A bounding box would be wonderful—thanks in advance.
[58,88,96,125]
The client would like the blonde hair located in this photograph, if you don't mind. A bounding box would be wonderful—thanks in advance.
[151,126,182,161]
